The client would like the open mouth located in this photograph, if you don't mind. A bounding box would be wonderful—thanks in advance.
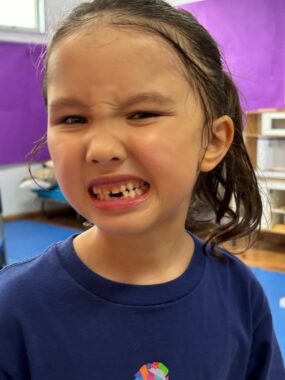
[90,181,149,201]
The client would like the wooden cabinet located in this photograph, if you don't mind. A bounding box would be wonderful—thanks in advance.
[244,110,285,235]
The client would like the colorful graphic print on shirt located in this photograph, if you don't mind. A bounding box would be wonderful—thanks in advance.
[134,362,169,379]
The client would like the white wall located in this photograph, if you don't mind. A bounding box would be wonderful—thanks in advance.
[45,0,83,37]
[0,0,83,44]
[0,0,83,217]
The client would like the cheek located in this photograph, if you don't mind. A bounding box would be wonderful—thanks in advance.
[130,128,202,179]
[47,134,80,182]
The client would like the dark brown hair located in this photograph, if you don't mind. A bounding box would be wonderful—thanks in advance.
[39,0,262,253]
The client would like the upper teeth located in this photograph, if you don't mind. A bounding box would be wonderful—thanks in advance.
[92,182,145,199]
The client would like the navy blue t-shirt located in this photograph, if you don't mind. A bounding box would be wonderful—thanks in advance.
[0,234,284,379]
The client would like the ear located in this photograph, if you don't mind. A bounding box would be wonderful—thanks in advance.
[199,115,234,172]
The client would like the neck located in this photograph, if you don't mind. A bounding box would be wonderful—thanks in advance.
[74,224,194,285]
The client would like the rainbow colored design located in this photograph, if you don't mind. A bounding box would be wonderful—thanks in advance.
[134,362,169,380]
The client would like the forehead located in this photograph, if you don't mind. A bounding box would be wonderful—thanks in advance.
[47,26,190,95]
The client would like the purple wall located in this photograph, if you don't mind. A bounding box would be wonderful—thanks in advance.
[0,42,48,164]
[0,1,284,164]
[181,0,285,111]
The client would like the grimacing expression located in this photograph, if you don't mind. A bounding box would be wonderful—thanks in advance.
[46,26,229,236]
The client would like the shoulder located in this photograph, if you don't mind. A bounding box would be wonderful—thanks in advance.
[210,242,263,286]
[0,237,71,311]
[192,233,254,278]
[0,242,56,280]
[215,244,260,286]
[192,235,268,312]
[198,237,257,281]
[206,242,270,316]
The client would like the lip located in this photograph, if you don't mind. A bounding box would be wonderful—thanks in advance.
[88,174,150,212]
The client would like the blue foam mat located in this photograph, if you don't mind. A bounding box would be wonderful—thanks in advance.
[251,267,285,362]
[4,219,80,264]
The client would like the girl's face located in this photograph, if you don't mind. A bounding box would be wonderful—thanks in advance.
[47,26,207,236]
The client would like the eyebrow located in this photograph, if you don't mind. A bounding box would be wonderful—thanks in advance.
[118,92,176,108]
[48,98,86,110]
[48,92,175,110]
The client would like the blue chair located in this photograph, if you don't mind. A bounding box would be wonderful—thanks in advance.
[32,186,68,215]
[32,186,67,203]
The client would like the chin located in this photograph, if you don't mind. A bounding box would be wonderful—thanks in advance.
[96,224,150,237]
[87,215,156,237]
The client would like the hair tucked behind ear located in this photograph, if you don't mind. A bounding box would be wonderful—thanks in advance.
[40,0,263,254]
[187,73,262,253]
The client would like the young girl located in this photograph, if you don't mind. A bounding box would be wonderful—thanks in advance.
[0,0,284,378]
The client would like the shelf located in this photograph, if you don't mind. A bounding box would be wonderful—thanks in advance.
[244,110,285,239]
[244,110,285,136]
[256,172,285,181]
[272,208,285,215]
[244,133,285,138]
[262,226,285,235]
[246,109,285,114]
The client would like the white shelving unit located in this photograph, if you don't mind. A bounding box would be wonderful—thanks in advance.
[244,110,285,235]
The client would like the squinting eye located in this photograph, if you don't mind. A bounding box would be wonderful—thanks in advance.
[61,115,87,124]
[130,112,160,120]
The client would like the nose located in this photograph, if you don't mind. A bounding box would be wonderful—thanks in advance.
[85,129,127,165]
